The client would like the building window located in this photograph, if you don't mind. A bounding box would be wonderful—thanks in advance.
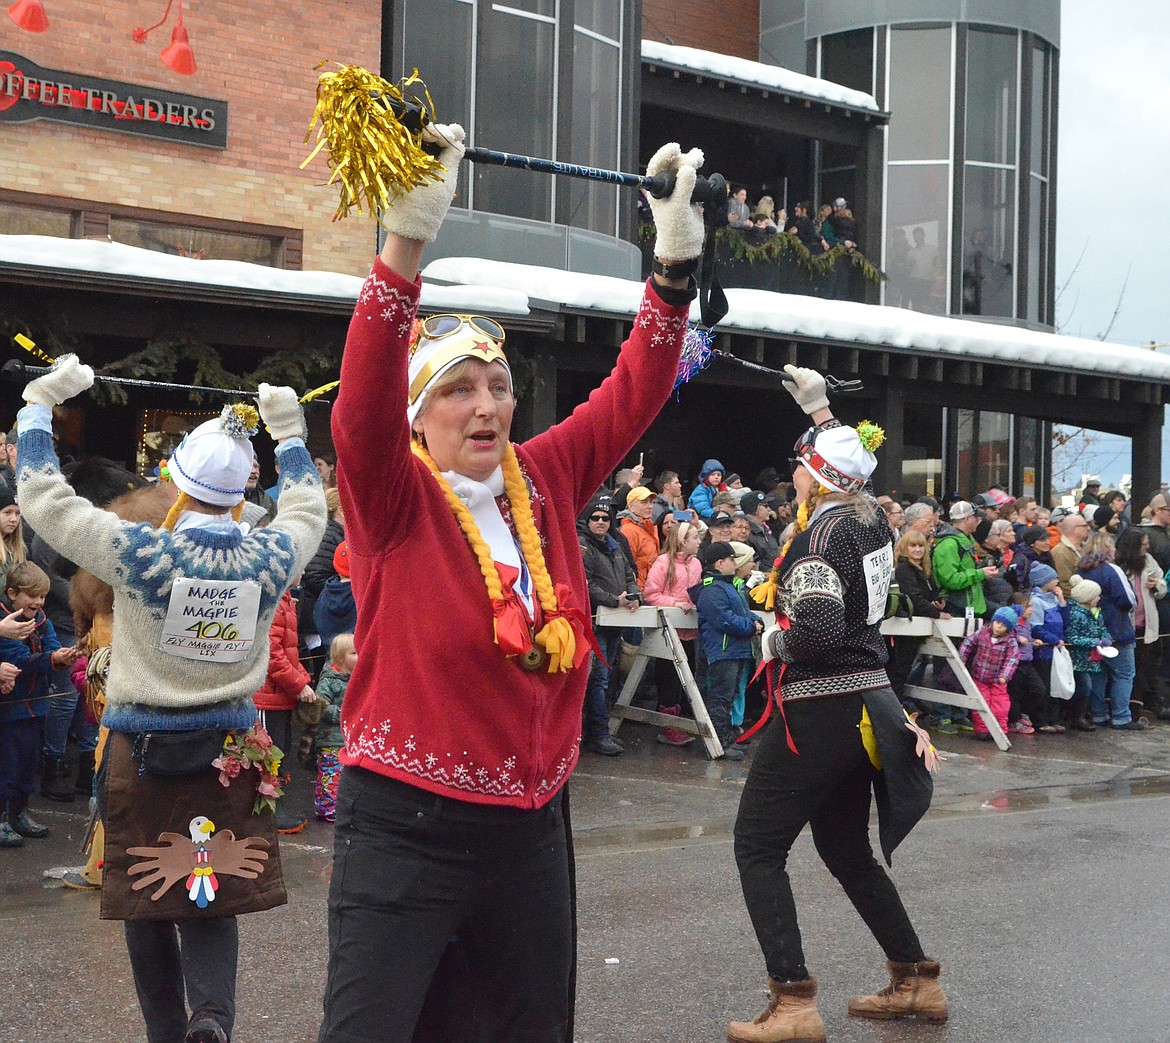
[568,2,622,235]
[819,28,874,96]
[887,26,952,163]
[473,1,559,222]
[1026,42,1052,325]
[0,191,301,268]
[402,0,474,209]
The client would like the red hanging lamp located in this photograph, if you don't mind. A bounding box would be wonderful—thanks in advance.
[132,0,198,76]
[7,0,49,33]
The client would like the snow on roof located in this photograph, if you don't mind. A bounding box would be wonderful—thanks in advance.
[4,235,1166,385]
[0,235,531,316]
[641,39,882,115]
[423,256,1170,384]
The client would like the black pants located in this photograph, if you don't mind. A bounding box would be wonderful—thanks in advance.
[319,767,573,1042]
[124,917,238,1043]
[734,692,926,983]
[706,658,746,742]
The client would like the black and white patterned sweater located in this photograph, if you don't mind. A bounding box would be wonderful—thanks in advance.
[765,501,894,700]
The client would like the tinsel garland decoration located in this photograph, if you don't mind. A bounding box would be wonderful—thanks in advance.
[674,324,717,392]
[302,64,445,223]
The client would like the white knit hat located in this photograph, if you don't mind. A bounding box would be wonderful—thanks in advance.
[796,425,878,494]
[1069,575,1102,605]
[407,318,512,426]
[729,541,756,569]
[169,405,257,507]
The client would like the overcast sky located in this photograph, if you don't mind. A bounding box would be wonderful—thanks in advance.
[1051,0,1170,490]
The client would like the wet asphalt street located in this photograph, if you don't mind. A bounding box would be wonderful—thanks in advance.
[4,720,1170,1043]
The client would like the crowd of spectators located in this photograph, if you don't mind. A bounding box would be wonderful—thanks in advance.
[579,457,1170,758]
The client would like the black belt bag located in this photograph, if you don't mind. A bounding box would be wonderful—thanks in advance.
[131,728,226,777]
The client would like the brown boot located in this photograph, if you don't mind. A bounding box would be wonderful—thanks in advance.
[848,959,948,1022]
[727,977,826,1043]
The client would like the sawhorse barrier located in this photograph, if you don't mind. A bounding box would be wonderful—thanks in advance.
[595,607,1009,755]
[595,605,725,759]
[881,615,1011,751]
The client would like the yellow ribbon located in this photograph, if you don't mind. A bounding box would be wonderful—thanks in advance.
[300,380,340,404]
[535,616,576,675]
[13,333,56,365]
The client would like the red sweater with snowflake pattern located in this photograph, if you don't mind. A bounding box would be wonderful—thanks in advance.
[333,259,689,807]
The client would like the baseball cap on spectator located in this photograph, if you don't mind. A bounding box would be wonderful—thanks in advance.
[711,491,738,511]
[987,489,1015,506]
[333,541,350,578]
[949,500,974,521]
[625,486,654,503]
[700,541,735,569]
[1029,563,1058,588]
[1022,525,1051,545]
[1049,506,1071,522]
[833,197,847,208]
[971,493,994,510]
[1084,478,1101,488]
[707,513,734,528]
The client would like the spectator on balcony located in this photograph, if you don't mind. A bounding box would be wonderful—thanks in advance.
[753,195,778,231]
[785,201,825,255]
[727,186,751,226]
[904,226,939,311]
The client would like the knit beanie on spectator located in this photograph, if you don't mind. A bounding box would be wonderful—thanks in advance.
[333,540,350,579]
[1022,525,1050,545]
[0,485,14,511]
[729,541,756,570]
[974,519,992,545]
[992,607,1019,628]
[166,404,258,525]
[1029,563,1058,589]
[1069,575,1102,605]
[1092,504,1115,529]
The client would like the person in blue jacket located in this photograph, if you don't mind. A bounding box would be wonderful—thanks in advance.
[689,541,761,761]
[687,458,726,520]
[1027,563,1068,733]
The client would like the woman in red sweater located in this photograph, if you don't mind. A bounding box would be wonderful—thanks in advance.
[319,125,707,1042]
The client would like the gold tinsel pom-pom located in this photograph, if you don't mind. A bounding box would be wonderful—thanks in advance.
[221,404,260,440]
[302,63,445,224]
[856,420,886,453]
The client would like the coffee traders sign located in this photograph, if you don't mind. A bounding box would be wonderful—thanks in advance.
[0,51,228,149]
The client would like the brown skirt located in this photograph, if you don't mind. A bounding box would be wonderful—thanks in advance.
[100,731,287,922]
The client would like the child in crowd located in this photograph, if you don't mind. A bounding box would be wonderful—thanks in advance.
[728,541,760,735]
[315,633,356,821]
[255,584,316,834]
[1028,563,1068,734]
[689,541,761,761]
[1064,576,1111,732]
[958,607,1020,739]
[314,540,357,651]
[0,561,82,845]
[1005,592,1039,735]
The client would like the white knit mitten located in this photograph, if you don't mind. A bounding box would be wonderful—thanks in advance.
[646,142,705,261]
[258,384,306,441]
[782,365,829,415]
[382,123,466,243]
[22,354,94,407]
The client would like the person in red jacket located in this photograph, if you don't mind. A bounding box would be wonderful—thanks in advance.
[318,123,706,1043]
[253,588,315,834]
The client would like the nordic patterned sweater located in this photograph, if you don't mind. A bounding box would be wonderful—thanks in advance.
[764,500,895,700]
[16,406,327,733]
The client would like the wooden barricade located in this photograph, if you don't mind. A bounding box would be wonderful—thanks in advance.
[881,615,1011,750]
[594,605,725,759]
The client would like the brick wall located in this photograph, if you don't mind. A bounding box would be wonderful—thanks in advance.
[641,0,761,61]
[0,0,383,274]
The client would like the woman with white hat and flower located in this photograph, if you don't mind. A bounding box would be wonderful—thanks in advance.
[320,123,707,1042]
[728,367,946,1043]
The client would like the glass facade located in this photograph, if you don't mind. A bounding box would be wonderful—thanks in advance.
[397,0,630,236]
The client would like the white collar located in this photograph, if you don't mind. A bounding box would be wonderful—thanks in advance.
[172,509,240,535]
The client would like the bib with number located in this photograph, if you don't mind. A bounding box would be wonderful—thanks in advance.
[160,579,262,663]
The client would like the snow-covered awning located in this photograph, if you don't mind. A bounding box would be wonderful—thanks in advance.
[3,234,1168,387]
[641,40,884,117]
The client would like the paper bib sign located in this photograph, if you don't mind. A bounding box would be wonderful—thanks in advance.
[161,579,262,663]
[862,543,894,625]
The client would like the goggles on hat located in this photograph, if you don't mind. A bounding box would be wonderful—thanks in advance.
[408,314,509,408]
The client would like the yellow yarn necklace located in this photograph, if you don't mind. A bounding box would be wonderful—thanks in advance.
[411,440,581,673]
